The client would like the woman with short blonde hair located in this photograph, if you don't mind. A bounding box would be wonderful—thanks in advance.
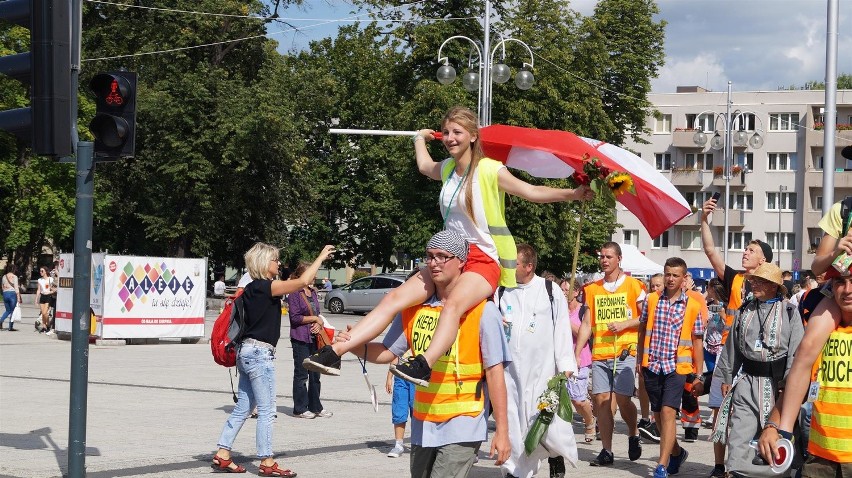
[212,242,335,476]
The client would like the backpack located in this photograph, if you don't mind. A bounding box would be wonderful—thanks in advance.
[497,279,556,324]
[211,290,247,367]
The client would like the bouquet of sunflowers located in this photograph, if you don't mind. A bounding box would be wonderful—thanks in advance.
[566,154,635,296]
[523,374,574,455]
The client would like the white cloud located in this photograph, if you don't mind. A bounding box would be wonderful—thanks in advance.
[653,53,726,94]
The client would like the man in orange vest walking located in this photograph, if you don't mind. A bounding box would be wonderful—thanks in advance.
[758,267,852,478]
[575,242,646,466]
[337,230,511,477]
[701,198,772,477]
[637,257,706,478]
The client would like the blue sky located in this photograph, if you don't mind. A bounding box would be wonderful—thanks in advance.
[268,0,852,94]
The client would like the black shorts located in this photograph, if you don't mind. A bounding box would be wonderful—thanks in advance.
[38,294,53,305]
[642,368,687,412]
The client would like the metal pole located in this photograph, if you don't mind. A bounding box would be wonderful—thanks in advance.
[822,0,838,213]
[723,81,732,263]
[778,185,787,266]
[68,141,94,478]
[481,0,492,126]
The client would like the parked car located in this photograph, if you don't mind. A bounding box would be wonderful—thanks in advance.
[324,274,406,314]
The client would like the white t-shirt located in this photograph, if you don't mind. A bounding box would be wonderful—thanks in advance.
[439,158,504,263]
[38,277,53,295]
[213,280,226,295]
[237,272,252,289]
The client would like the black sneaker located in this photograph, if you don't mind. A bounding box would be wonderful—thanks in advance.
[390,354,431,387]
[548,456,565,478]
[638,418,661,443]
[709,464,726,478]
[628,435,642,461]
[301,345,341,375]
[684,427,699,443]
[589,449,614,467]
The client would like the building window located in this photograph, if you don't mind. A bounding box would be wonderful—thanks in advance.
[652,231,670,249]
[685,152,713,170]
[655,153,672,171]
[766,192,797,211]
[769,113,799,131]
[767,232,796,252]
[814,195,823,211]
[728,232,753,251]
[735,152,754,171]
[684,191,714,209]
[686,113,715,132]
[733,113,756,131]
[681,230,701,250]
[623,229,639,247]
[815,155,824,170]
[654,115,672,134]
[729,192,753,211]
[768,153,797,171]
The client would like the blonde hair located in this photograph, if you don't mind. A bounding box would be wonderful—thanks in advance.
[244,242,280,280]
[441,106,484,226]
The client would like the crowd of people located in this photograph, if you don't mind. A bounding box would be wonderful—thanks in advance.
[204,106,850,478]
[0,261,57,334]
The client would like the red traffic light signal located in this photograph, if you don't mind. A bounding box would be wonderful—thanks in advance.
[89,71,136,158]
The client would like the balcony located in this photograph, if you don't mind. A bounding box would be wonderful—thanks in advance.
[711,171,747,187]
[805,169,852,188]
[669,169,704,186]
[675,212,701,227]
[672,129,700,148]
[806,126,852,147]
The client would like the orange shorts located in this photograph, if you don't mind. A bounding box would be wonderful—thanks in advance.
[463,244,501,291]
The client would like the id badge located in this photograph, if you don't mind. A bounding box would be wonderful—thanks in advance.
[754,339,763,351]
[527,320,537,333]
[807,381,820,403]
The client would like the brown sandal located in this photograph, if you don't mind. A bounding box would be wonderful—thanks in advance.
[584,420,596,443]
[258,462,297,477]
[211,455,247,473]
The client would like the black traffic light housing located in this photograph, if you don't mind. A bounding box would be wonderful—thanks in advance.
[89,71,136,158]
[0,0,72,157]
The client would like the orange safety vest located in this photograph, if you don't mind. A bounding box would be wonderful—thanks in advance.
[808,324,852,463]
[403,300,486,423]
[722,273,746,345]
[585,276,644,361]
[641,290,704,375]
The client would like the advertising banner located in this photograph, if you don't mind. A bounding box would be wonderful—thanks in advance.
[101,255,206,339]
[55,253,105,335]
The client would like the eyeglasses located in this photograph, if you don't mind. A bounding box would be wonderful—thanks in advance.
[424,254,456,264]
[270,259,280,264]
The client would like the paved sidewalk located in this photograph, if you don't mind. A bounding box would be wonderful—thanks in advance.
[0,304,719,478]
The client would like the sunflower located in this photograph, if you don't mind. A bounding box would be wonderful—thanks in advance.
[606,172,634,196]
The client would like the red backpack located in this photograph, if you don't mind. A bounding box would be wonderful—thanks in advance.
[211,290,246,367]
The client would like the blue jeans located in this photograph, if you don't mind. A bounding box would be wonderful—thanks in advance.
[217,343,277,458]
[291,339,323,414]
[1,291,17,329]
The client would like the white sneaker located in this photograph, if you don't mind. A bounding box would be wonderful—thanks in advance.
[387,444,405,458]
[45,330,55,336]
[294,411,316,419]
[315,409,333,418]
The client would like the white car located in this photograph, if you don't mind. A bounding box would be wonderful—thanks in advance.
[323,274,406,314]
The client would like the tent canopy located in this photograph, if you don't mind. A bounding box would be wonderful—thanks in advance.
[619,244,664,276]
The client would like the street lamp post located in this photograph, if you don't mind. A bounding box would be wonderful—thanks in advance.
[692,81,764,263]
[435,0,534,126]
[777,185,787,266]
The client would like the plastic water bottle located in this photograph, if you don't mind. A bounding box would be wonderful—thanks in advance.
[504,305,513,342]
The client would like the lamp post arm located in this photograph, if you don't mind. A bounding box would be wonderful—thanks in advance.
[437,35,482,66]
[490,38,535,70]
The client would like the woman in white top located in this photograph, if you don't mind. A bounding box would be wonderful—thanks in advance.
[36,266,55,332]
[304,106,593,385]
[1,265,22,331]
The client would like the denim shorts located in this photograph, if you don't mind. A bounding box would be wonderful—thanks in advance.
[642,368,687,412]
[591,356,636,396]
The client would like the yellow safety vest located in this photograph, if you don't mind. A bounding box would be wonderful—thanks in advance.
[809,325,852,463]
[403,300,486,423]
[641,290,704,375]
[585,277,644,361]
[441,158,517,287]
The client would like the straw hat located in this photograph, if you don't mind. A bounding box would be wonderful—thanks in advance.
[746,262,783,287]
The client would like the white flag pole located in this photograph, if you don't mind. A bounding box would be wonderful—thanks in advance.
[329,128,418,137]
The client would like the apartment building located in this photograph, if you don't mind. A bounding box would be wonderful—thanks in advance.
[617,86,852,277]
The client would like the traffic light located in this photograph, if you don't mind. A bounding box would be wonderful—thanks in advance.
[0,0,72,157]
[88,71,136,158]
